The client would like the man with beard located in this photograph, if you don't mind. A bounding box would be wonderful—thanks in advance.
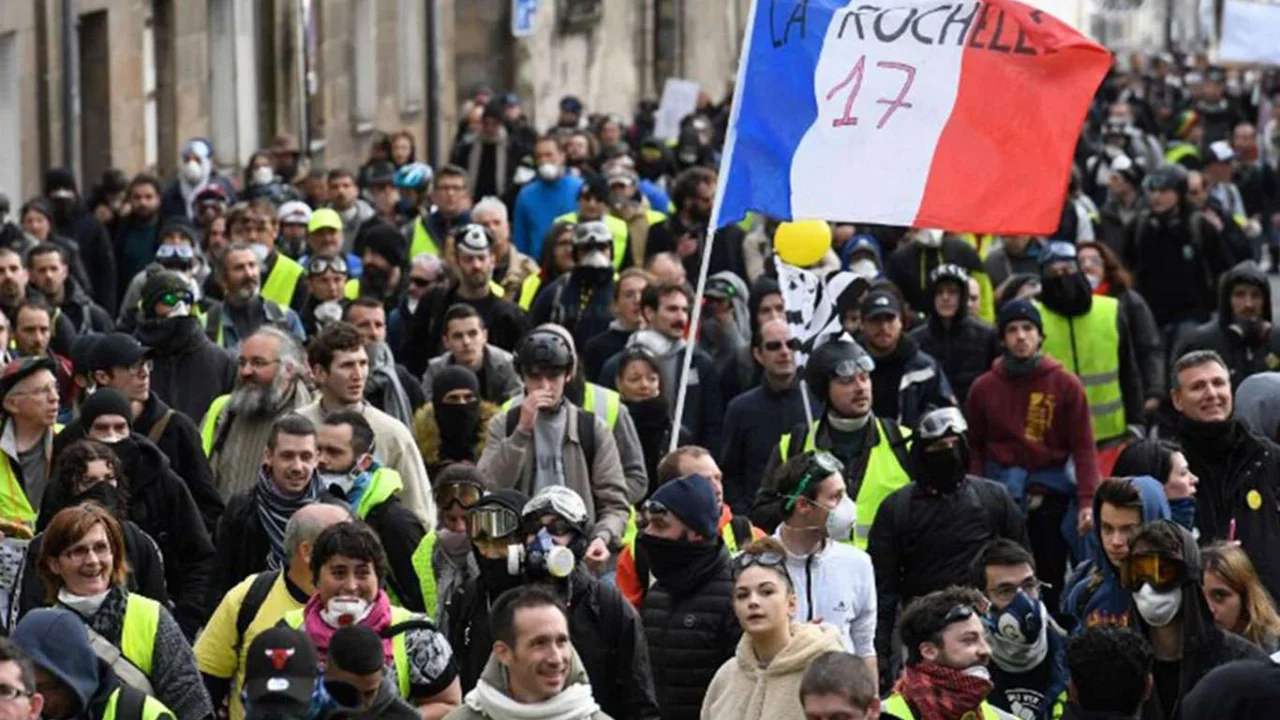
[645,167,746,281]
[856,288,954,429]
[113,174,168,301]
[1176,261,1280,388]
[205,243,305,351]
[315,411,431,614]
[0,248,77,359]
[420,304,522,405]
[345,224,412,312]
[638,474,740,720]
[27,244,112,336]
[56,332,223,531]
[403,224,528,376]
[42,167,119,316]
[1171,350,1280,600]
[472,196,539,304]
[885,587,1015,720]
[226,200,307,314]
[1034,242,1144,469]
[530,220,618,350]
[0,357,62,528]
[413,366,500,478]
[446,486,658,718]
[42,388,215,637]
[201,326,312,500]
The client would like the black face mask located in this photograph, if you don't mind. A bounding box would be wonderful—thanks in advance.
[362,267,392,297]
[70,482,125,518]
[913,442,969,494]
[637,534,723,594]
[623,397,669,429]
[573,264,613,287]
[475,550,523,598]
[1039,272,1092,316]
[434,399,481,461]
[50,198,76,224]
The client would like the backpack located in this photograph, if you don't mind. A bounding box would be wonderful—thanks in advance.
[233,570,281,655]
[504,405,597,470]
[145,410,174,445]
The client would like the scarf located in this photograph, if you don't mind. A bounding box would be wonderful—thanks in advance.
[1002,352,1042,379]
[465,677,598,720]
[253,467,321,569]
[467,128,509,197]
[301,590,395,666]
[895,662,993,720]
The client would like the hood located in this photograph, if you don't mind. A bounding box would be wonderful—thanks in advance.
[927,269,971,325]
[412,400,499,464]
[1217,260,1273,328]
[10,608,99,715]
[733,622,844,676]
[991,354,1066,380]
[708,270,751,334]
[1090,475,1171,572]
[1129,521,1223,656]
[1235,372,1280,441]
[476,645,594,701]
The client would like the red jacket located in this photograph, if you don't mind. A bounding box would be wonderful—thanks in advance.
[966,356,1100,504]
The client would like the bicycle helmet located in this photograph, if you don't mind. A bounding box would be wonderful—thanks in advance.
[515,329,575,375]
[393,162,434,191]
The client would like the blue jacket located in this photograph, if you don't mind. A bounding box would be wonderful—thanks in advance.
[513,175,583,260]
[1062,475,1170,632]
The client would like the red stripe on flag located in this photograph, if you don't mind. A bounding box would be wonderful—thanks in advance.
[913,0,1110,236]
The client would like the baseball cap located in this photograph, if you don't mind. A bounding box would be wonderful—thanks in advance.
[91,333,151,372]
[308,208,342,233]
[243,627,319,719]
[1208,140,1235,164]
[0,357,57,401]
[860,289,902,320]
[193,186,228,206]
[705,276,738,300]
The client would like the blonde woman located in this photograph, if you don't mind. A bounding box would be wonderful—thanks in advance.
[1203,542,1280,652]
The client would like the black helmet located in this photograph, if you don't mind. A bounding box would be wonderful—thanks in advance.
[804,339,874,401]
[1143,163,1189,196]
[515,329,574,375]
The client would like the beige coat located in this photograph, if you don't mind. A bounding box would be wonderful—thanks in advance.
[700,623,844,720]
[477,403,629,545]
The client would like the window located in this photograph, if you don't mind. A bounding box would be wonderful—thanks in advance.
[208,0,260,165]
[559,0,603,32]
[353,0,376,131]
[397,0,423,113]
[0,32,18,199]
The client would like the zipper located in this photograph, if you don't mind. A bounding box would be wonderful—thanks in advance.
[805,554,816,622]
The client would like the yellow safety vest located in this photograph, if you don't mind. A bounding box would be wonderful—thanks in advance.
[352,468,440,620]
[0,425,62,528]
[883,694,1001,720]
[261,255,305,309]
[284,606,418,699]
[554,212,630,270]
[200,394,232,456]
[502,383,620,430]
[778,419,912,549]
[1166,142,1200,166]
[519,274,542,310]
[1035,297,1126,443]
[102,687,172,720]
[120,593,162,676]
[410,218,442,260]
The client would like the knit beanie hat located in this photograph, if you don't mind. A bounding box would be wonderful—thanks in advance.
[358,224,408,268]
[140,271,193,319]
[431,365,480,400]
[649,474,719,540]
[80,388,134,431]
[997,299,1043,336]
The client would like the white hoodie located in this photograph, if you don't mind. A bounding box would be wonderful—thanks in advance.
[774,529,878,657]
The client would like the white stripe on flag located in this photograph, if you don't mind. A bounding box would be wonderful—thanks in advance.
[789,3,968,224]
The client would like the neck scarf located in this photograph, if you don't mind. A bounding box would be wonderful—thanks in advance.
[1002,352,1042,379]
[827,411,870,432]
[301,590,395,666]
[465,674,599,720]
[895,662,993,720]
[254,466,321,569]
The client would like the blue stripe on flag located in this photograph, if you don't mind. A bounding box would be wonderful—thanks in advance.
[718,0,849,228]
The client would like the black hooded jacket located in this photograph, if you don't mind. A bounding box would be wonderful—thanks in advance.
[136,315,236,423]
[53,203,120,317]
[49,279,114,336]
[1176,261,1280,388]
[907,274,999,405]
[1124,207,1233,328]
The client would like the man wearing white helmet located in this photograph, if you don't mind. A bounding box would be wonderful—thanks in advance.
[529,220,618,349]
[275,200,311,259]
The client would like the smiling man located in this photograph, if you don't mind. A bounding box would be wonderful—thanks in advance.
[1172,349,1280,601]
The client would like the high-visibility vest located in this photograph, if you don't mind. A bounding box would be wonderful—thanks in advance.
[0,425,62,528]
[200,394,232,456]
[554,212,630,270]
[283,606,419,699]
[503,384,620,431]
[410,218,442,260]
[883,694,1001,720]
[1035,297,1126,443]
[519,274,542,310]
[102,687,172,720]
[353,468,439,621]
[778,419,912,549]
[120,593,162,677]
[261,255,305,309]
[1166,142,1201,166]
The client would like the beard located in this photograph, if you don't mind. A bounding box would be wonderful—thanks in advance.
[228,372,289,417]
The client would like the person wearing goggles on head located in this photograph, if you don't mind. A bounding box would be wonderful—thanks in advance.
[907,264,999,406]
[751,338,912,545]
[530,220,619,352]
[886,587,1014,720]
[768,450,878,669]
[868,406,1029,688]
[554,175,632,272]
[1121,520,1266,718]
[447,485,658,718]
[449,489,529,646]
[116,220,212,334]
[967,299,1102,616]
[299,253,350,337]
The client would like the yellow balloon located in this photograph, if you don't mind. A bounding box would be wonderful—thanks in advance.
[774,220,832,267]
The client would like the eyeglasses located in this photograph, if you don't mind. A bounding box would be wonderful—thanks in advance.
[409,276,435,288]
[307,256,349,276]
[641,499,669,518]
[762,338,801,353]
[237,357,280,371]
[989,577,1049,606]
[0,684,32,702]
[436,482,483,510]
[64,540,112,563]
[1120,552,1187,592]
[466,506,520,540]
[783,451,843,511]
[11,383,58,399]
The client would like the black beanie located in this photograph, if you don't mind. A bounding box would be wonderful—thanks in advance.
[432,366,480,400]
[359,224,408,268]
[80,388,133,431]
[471,488,530,519]
[328,625,385,675]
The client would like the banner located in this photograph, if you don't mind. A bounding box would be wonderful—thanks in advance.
[1218,0,1280,66]
[775,257,869,365]
[715,0,1111,234]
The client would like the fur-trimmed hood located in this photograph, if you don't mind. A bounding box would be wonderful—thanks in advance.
[413,400,500,465]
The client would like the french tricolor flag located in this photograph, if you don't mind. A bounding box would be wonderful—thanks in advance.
[715,0,1111,235]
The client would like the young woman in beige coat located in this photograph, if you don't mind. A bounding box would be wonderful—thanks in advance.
[700,537,844,720]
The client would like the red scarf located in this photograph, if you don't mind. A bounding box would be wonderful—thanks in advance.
[1092,280,1111,296]
[895,662,993,720]
[301,590,395,667]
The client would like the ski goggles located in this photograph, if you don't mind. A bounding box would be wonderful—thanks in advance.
[435,481,483,510]
[1120,552,1187,593]
[155,245,195,261]
[783,451,843,511]
[916,406,968,440]
[832,355,875,378]
[732,550,787,577]
[465,505,520,540]
[306,256,349,276]
[156,290,194,307]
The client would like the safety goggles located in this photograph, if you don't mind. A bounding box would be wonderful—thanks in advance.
[783,451,843,511]
[732,551,786,576]
[465,506,520,540]
[942,603,977,627]
[1120,552,1187,593]
[522,517,578,538]
[307,256,349,276]
[156,290,194,307]
[155,245,195,261]
[762,338,801,353]
[833,355,875,378]
[916,406,968,439]
[435,481,483,510]
[640,499,669,518]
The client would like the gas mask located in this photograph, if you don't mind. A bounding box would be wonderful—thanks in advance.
[521,528,576,579]
[314,301,344,328]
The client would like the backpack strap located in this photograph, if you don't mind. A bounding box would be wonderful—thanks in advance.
[234,570,281,655]
[504,407,520,437]
[881,420,913,472]
[146,409,174,445]
[577,408,597,471]
[86,626,154,696]
[114,686,148,720]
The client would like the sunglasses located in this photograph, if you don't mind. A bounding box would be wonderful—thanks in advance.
[435,482,483,510]
[942,603,977,626]
[762,338,801,353]
[409,276,436,288]
[307,256,349,276]
[1120,552,1187,593]
[783,451,844,511]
